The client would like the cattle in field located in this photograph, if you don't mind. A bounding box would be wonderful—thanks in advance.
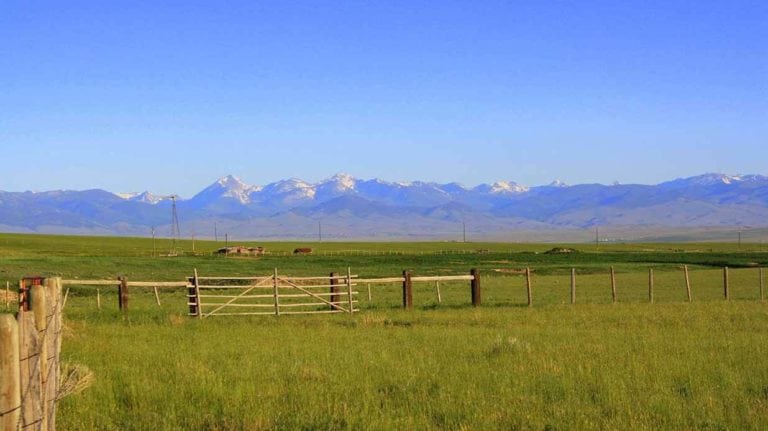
[293,247,313,255]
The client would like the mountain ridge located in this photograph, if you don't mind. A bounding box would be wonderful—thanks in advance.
[1,173,767,240]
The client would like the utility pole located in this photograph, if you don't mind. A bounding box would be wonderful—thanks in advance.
[214,222,218,242]
[738,230,742,250]
[225,233,228,249]
[192,233,196,254]
[595,226,599,249]
[318,220,322,242]
[462,221,467,243]
[151,227,156,257]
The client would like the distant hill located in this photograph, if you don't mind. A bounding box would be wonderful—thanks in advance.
[1,173,767,240]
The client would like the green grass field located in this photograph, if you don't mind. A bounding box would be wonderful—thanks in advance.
[1,233,767,429]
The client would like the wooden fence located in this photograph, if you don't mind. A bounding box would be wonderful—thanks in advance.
[54,265,765,315]
[0,277,62,431]
[187,269,360,318]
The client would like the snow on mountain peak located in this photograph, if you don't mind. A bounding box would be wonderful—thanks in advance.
[491,181,529,194]
[326,173,357,190]
[548,180,568,187]
[214,175,261,203]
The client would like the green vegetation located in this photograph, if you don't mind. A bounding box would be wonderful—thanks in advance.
[1,233,767,429]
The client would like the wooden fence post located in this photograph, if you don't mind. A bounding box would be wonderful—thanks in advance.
[346,267,354,313]
[96,288,101,310]
[525,268,532,307]
[684,265,692,302]
[329,272,340,311]
[273,268,280,316]
[402,270,413,310]
[193,269,202,318]
[648,269,654,303]
[470,269,481,306]
[435,281,442,304]
[723,267,730,300]
[570,268,576,304]
[153,286,161,306]
[0,314,21,431]
[18,310,41,429]
[44,277,62,430]
[760,267,764,302]
[118,276,128,311]
[29,285,48,428]
[367,283,372,302]
[610,266,617,303]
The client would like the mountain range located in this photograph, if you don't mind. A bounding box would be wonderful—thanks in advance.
[2,173,767,241]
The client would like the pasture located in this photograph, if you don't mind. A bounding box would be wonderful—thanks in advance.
[1,233,767,429]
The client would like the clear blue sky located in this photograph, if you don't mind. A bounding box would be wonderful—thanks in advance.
[2,1,766,197]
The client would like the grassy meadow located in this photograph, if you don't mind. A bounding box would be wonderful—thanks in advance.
[1,233,767,429]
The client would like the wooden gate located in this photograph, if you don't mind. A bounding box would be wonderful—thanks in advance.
[187,269,359,318]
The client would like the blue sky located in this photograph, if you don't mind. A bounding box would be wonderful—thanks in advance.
[1,1,766,197]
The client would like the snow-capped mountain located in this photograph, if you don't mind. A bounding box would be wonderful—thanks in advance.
[2,173,768,239]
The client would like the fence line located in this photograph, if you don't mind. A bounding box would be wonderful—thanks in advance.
[0,277,62,431]
[54,265,766,314]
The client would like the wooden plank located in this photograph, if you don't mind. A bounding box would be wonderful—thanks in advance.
[193,269,202,319]
[723,267,730,300]
[272,269,280,316]
[412,275,475,282]
[127,281,188,287]
[0,314,21,431]
[346,267,354,314]
[435,281,441,304]
[357,277,406,284]
[278,275,358,281]
[278,278,349,313]
[61,279,118,285]
[96,289,101,310]
[198,285,275,290]
[200,303,275,308]
[610,266,617,303]
[204,276,275,317]
[684,265,692,302]
[195,276,272,281]
[153,286,161,306]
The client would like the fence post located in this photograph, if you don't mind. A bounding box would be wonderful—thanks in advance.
[329,272,340,311]
[193,269,202,318]
[684,265,692,302]
[435,281,442,304]
[570,268,576,304]
[346,267,354,313]
[525,268,532,307]
[153,286,161,306]
[648,269,654,303]
[367,283,372,302]
[118,276,128,311]
[18,310,41,429]
[470,269,481,306]
[723,267,730,300]
[29,285,48,428]
[0,314,21,430]
[43,277,62,430]
[760,267,764,302]
[96,288,101,310]
[610,266,617,303]
[402,270,413,310]
[273,268,280,316]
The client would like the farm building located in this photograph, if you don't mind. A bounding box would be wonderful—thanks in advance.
[215,246,265,256]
